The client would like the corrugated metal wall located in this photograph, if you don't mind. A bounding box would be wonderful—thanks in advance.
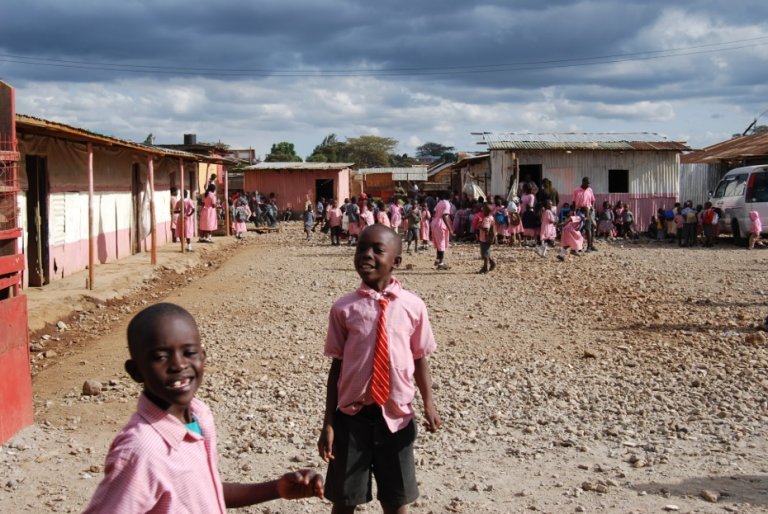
[489,150,680,198]
[679,162,726,206]
[244,169,350,210]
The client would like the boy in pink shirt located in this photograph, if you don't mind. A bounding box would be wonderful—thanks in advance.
[318,225,442,513]
[84,303,323,513]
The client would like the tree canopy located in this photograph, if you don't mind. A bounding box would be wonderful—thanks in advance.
[306,133,347,163]
[265,141,303,162]
[416,141,457,163]
[345,135,398,169]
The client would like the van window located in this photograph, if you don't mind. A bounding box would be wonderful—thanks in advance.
[746,171,768,203]
[713,174,748,198]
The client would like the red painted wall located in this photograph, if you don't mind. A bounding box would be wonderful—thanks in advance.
[243,169,350,210]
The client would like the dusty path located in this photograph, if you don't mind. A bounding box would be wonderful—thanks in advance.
[2,225,768,513]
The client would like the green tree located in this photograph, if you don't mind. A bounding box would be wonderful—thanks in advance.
[416,142,455,159]
[346,135,398,169]
[306,133,348,162]
[265,142,303,162]
[390,153,419,167]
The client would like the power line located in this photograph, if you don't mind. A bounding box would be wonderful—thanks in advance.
[0,36,766,78]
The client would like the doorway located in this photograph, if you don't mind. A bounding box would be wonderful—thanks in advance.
[26,155,49,286]
[316,178,334,203]
[519,164,543,189]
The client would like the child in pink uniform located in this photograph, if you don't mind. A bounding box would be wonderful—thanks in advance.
[175,190,196,252]
[419,202,431,249]
[557,209,585,261]
[198,184,218,243]
[376,201,391,227]
[388,200,403,233]
[84,303,324,513]
[430,193,453,269]
[536,199,557,257]
[326,200,343,246]
[318,225,441,513]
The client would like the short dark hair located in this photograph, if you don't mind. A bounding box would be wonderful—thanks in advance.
[127,303,195,358]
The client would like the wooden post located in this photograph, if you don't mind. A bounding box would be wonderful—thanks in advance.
[513,152,520,198]
[179,159,185,253]
[87,143,95,289]
[224,165,230,236]
[148,156,157,265]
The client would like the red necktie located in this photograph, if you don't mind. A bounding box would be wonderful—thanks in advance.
[371,297,390,406]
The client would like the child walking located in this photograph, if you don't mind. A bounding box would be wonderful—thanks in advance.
[318,225,442,514]
[419,201,431,250]
[536,199,557,257]
[749,210,763,249]
[175,190,196,251]
[478,203,497,273]
[557,209,585,261]
[84,303,323,513]
[233,197,251,240]
[404,198,421,253]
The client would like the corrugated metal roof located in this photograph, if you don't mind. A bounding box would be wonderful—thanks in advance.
[15,114,211,161]
[356,166,427,180]
[681,132,768,164]
[479,132,689,151]
[244,162,354,171]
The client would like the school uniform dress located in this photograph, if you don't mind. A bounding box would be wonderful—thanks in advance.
[376,211,391,227]
[560,214,584,251]
[347,204,361,237]
[83,395,226,514]
[360,207,374,229]
[389,204,402,231]
[233,204,251,234]
[199,192,218,232]
[540,209,556,241]
[430,199,452,251]
[419,208,431,242]
[493,207,509,237]
[175,198,196,239]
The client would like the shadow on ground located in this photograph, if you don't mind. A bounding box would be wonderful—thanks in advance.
[632,475,768,506]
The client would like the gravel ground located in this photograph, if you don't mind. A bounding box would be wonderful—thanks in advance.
[2,223,768,514]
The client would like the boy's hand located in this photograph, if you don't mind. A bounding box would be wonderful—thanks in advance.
[277,469,324,500]
[317,424,335,462]
[423,402,442,432]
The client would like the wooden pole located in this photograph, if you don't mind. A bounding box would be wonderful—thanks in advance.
[148,156,157,265]
[179,159,185,253]
[87,143,94,289]
[224,165,230,236]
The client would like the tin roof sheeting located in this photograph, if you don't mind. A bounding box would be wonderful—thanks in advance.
[244,162,354,171]
[681,132,768,164]
[480,132,689,151]
[357,167,427,180]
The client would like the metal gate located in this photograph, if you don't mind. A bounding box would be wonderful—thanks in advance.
[0,81,32,443]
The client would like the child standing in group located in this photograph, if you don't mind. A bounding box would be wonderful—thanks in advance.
[84,303,323,513]
[507,197,523,246]
[326,199,343,246]
[318,225,442,514]
[233,197,251,240]
[346,197,361,246]
[175,190,196,251]
[376,201,392,227]
[419,201,431,250]
[536,199,557,257]
[749,210,763,249]
[303,204,315,241]
[404,198,421,253]
[557,208,584,261]
[478,203,497,273]
[702,201,719,247]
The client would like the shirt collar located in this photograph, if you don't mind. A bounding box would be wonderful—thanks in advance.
[356,277,402,300]
[137,393,204,450]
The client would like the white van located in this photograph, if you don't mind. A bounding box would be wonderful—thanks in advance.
[711,164,768,241]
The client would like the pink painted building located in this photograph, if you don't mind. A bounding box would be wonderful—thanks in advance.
[479,132,690,229]
[16,115,226,287]
[243,162,353,213]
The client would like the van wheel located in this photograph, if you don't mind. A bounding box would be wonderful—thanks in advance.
[732,219,744,246]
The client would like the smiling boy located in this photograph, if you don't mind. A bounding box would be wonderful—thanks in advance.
[84,303,323,513]
[318,225,442,514]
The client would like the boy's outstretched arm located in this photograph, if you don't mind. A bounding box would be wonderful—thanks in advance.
[414,356,442,432]
[222,470,324,508]
[318,358,342,462]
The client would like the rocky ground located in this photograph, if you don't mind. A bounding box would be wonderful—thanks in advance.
[1,223,768,513]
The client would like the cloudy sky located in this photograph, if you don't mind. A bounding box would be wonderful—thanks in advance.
[2,0,768,159]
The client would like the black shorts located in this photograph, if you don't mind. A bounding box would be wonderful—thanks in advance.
[325,406,418,507]
[480,242,492,258]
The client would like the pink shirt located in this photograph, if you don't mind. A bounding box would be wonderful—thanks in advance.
[573,186,595,209]
[327,207,342,227]
[84,395,226,514]
[478,215,493,243]
[325,278,436,433]
[431,199,452,230]
[376,211,391,227]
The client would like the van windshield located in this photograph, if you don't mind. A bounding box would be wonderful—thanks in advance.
[746,171,768,203]
[713,174,748,198]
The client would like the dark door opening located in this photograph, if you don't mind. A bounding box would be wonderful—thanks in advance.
[316,178,334,203]
[26,155,49,286]
[131,163,142,254]
[509,164,543,195]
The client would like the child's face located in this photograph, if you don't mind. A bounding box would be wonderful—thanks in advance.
[126,314,206,423]
[354,226,401,291]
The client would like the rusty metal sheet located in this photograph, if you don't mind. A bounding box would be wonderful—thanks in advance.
[0,254,23,275]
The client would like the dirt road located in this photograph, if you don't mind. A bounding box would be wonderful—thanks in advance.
[2,224,768,513]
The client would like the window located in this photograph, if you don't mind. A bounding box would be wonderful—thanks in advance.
[746,171,768,203]
[608,169,629,193]
[714,174,749,198]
